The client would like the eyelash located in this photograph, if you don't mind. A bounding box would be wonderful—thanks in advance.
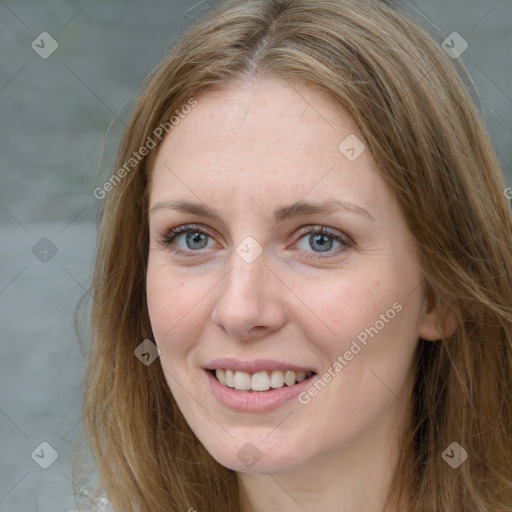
[157,223,353,260]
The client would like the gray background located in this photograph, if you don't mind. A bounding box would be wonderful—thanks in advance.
[0,1,510,511]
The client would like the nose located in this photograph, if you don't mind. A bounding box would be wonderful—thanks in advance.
[211,248,286,341]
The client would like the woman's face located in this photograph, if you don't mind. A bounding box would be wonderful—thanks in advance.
[146,79,435,474]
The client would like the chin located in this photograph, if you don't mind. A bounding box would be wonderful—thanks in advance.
[199,433,309,475]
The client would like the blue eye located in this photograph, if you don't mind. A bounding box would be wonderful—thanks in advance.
[158,224,352,259]
[159,224,214,256]
[293,226,352,259]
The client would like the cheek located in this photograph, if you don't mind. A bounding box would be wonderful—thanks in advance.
[293,270,393,351]
[292,272,420,430]
[146,264,203,357]
[295,263,422,370]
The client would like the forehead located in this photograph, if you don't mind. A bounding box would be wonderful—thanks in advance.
[149,79,387,217]
[155,79,350,159]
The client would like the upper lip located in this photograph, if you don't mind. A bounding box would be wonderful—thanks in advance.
[204,358,316,374]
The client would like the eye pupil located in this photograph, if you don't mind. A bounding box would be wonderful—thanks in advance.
[310,234,333,252]
[186,232,208,250]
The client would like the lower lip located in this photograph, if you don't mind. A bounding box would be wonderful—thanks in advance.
[205,370,316,412]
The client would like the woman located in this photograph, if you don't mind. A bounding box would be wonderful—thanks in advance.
[76,0,512,510]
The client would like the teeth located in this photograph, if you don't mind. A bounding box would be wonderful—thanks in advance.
[251,371,270,391]
[284,370,296,386]
[214,368,313,391]
[225,369,235,388]
[215,368,226,384]
[296,371,306,382]
[270,370,284,388]
[234,371,251,390]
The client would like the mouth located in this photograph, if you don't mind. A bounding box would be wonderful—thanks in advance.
[207,368,317,392]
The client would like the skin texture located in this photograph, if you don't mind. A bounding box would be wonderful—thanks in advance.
[146,79,441,511]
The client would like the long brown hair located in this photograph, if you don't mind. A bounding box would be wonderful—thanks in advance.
[75,0,512,510]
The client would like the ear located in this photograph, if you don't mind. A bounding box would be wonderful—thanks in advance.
[419,293,458,341]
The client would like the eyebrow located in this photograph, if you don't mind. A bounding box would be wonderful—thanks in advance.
[148,199,374,222]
